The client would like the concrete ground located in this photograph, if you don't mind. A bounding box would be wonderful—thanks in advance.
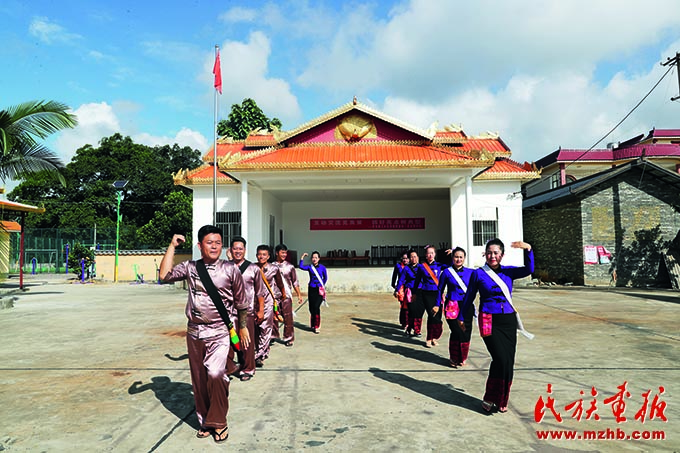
[0,275,678,452]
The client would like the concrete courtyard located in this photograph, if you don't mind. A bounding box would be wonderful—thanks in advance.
[0,275,678,452]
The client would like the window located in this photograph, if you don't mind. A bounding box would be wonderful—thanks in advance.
[550,172,560,189]
[473,220,498,246]
[216,211,241,246]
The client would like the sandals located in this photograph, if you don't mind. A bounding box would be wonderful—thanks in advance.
[213,426,229,443]
[239,374,253,382]
[285,341,294,347]
[196,429,211,439]
[498,406,508,413]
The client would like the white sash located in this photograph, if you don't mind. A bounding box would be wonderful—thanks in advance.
[482,265,534,340]
[447,267,468,293]
[310,264,329,307]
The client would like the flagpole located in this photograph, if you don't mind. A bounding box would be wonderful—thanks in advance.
[213,44,219,226]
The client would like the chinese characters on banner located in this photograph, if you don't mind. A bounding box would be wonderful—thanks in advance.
[310,218,425,231]
[584,245,613,264]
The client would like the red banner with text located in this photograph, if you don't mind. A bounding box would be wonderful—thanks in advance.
[310,217,425,231]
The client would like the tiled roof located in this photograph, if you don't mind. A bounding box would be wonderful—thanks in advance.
[173,164,237,186]
[203,140,248,161]
[219,142,492,170]
[244,133,277,148]
[475,157,540,181]
[649,128,680,138]
[433,130,467,142]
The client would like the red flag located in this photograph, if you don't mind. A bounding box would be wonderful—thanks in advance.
[213,48,222,94]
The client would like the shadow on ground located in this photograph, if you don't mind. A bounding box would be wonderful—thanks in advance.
[350,317,423,346]
[128,376,198,430]
[371,341,451,367]
[369,367,484,414]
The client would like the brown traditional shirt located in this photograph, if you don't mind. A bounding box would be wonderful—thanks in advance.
[273,260,300,300]
[165,260,246,339]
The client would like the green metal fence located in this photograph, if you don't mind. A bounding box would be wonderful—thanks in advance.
[9,228,126,274]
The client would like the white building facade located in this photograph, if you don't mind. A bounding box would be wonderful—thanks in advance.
[176,101,538,272]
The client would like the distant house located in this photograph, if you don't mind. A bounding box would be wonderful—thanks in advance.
[524,128,680,198]
[523,159,680,287]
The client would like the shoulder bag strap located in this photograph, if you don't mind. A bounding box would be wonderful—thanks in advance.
[259,266,277,301]
[238,259,251,275]
[196,259,233,329]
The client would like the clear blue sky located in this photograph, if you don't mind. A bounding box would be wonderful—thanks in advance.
[2,0,680,170]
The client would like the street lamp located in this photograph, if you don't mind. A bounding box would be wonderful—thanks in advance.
[112,180,128,282]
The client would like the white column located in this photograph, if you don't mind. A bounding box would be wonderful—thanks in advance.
[465,175,473,267]
[241,177,249,242]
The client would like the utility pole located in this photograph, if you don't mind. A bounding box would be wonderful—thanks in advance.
[661,52,680,101]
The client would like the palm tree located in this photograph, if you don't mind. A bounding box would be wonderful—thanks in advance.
[0,100,77,183]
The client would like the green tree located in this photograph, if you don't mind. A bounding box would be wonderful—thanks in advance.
[136,191,193,249]
[67,243,95,279]
[0,100,76,183]
[8,134,202,248]
[216,98,282,140]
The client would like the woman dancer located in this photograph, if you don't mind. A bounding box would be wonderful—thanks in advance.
[299,251,328,334]
[414,245,445,348]
[391,251,410,330]
[457,239,534,414]
[394,249,421,337]
[438,247,473,367]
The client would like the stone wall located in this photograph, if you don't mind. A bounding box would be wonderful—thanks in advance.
[523,200,584,284]
[582,180,680,287]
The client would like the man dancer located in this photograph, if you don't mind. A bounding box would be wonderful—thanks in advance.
[160,226,247,443]
[272,244,304,347]
[229,236,265,381]
[414,245,446,348]
[254,244,286,368]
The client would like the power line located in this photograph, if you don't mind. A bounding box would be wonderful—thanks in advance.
[564,62,675,171]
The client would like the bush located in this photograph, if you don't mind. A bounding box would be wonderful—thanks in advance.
[67,243,95,279]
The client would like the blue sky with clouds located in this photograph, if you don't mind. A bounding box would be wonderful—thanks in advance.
[2,0,680,173]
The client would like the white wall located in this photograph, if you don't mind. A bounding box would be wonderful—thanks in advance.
[261,190,283,248]
[468,180,525,267]
[190,185,240,260]
[281,199,450,257]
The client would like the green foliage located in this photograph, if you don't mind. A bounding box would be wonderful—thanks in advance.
[216,98,282,140]
[135,191,193,249]
[7,133,202,249]
[67,243,95,279]
[0,100,77,183]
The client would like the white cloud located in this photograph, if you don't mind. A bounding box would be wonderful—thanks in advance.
[297,0,680,101]
[54,102,120,161]
[201,32,302,126]
[53,102,208,162]
[28,16,82,44]
[218,6,257,23]
[134,128,208,152]
[382,46,680,163]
